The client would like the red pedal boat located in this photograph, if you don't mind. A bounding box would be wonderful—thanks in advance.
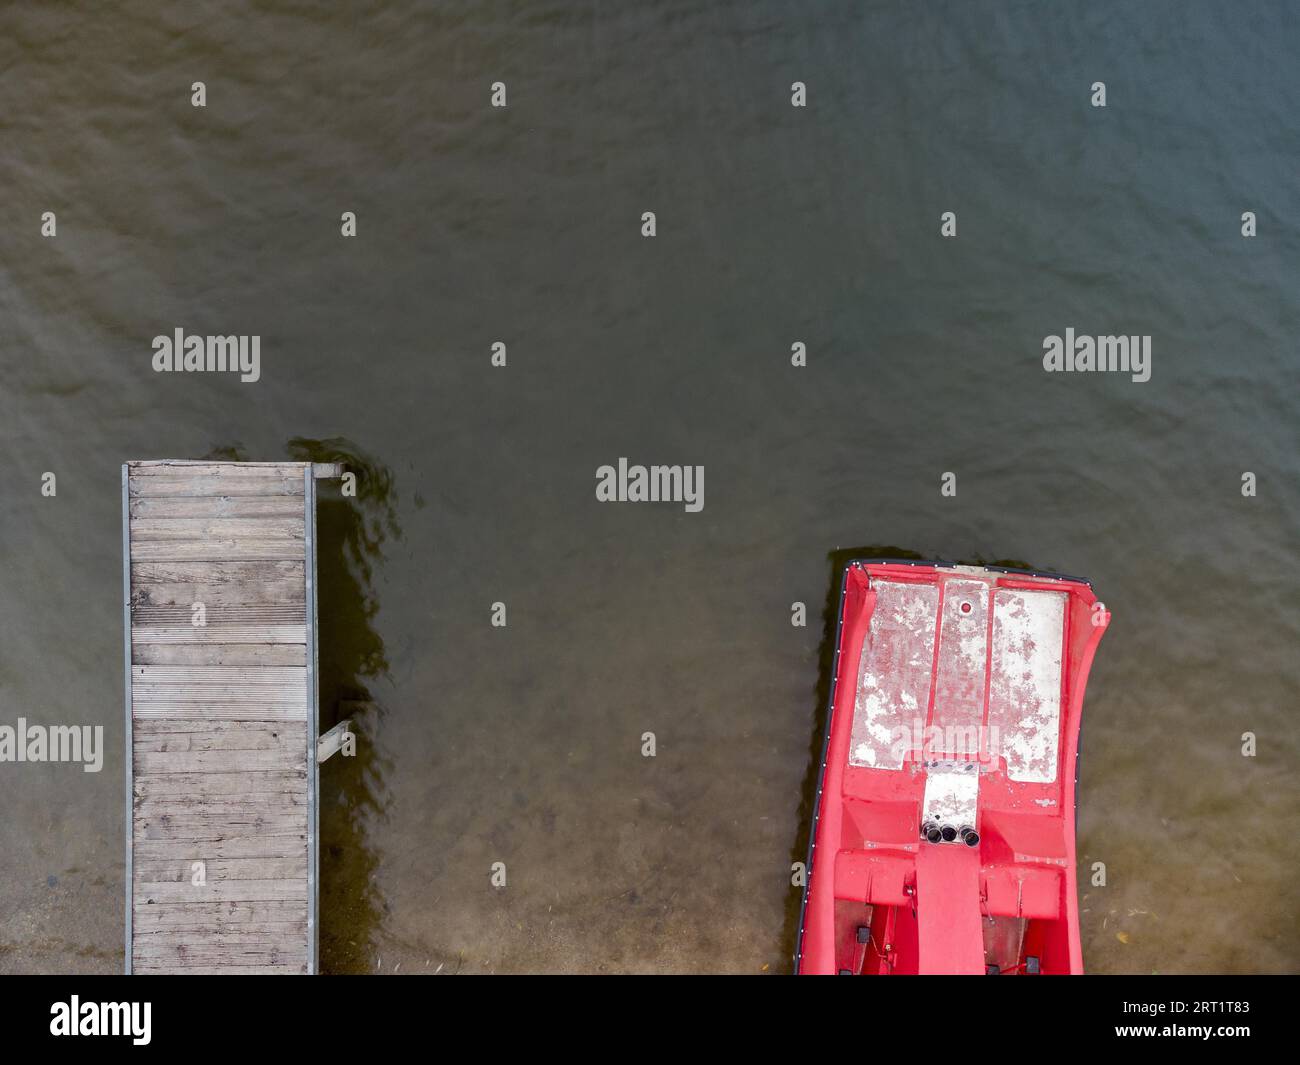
[796,561,1109,975]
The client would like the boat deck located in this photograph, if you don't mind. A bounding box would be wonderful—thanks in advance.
[123,461,321,974]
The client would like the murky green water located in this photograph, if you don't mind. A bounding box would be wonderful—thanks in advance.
[1,1,1297,973]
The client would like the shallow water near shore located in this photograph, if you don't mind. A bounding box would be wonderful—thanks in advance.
[1,1,1297,973]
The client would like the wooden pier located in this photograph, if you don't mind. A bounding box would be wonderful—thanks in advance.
[123,460,337,974]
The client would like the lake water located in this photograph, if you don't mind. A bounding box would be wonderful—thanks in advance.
[0,1,1296,973]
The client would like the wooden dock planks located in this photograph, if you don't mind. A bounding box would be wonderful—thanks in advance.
[124,461,318,974]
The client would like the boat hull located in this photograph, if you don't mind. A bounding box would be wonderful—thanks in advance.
[796,561,1108,975]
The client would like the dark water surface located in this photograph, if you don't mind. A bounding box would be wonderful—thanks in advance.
[1,2,1297,973]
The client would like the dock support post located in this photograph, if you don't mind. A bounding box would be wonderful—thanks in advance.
[317,719,353,763]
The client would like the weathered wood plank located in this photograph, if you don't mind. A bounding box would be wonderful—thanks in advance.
[131,517,304,541]
[132,606,307,627]
[135,748,306,774]
[131,582,304,613]
[134,857,307,882]
[132,643,308,667]
[129,477,304,498]
[134,798,306,822]
[135,798,307,821]
[134,799,307,825]
[133,694,307,707]
[133,666,306,686]
[130,665,309,717]
[130,539,306,561]
[132,941,306,962]
[127,463,305,499]
[134,682,306,700]
[134,792,305,816]
[132,560,304,585]
[133,707,305,723]
[134,688,308,702]
[137,820,305,844]
[132,690,307,710]
[132,901,306,930]
[132,945,307,971]
[131,496,306,519]
[132,710,308,722]
[135,602,307,630]
[134,811,306,837]
[134,771,306,800]
[132,624,305,644]
[132,932,307,951]
[132,949,306,974]
[133,713,305,723]
[132,684,309,697]
[134,802,306,825]
[130,462,303,475]
[134,879,307,904]
[134,836,307,861]
[132,708,308,721]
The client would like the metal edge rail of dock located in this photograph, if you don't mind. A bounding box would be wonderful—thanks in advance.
[123,460,343,974]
